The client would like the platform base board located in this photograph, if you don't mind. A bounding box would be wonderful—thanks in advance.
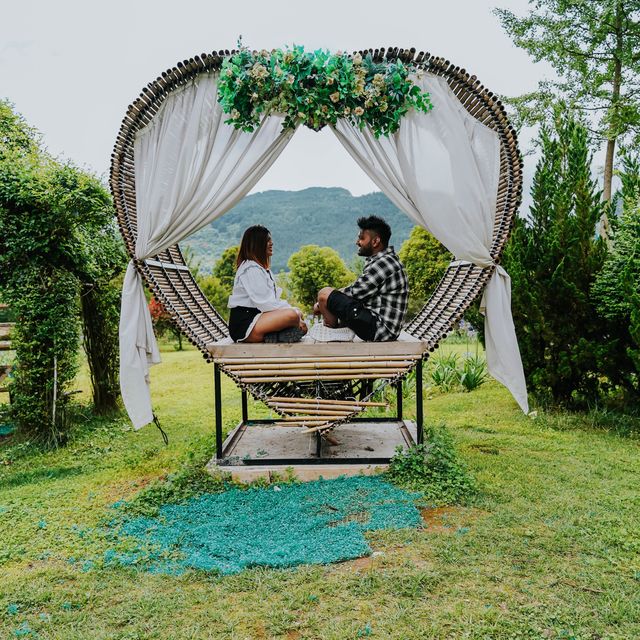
[207,420,417,483]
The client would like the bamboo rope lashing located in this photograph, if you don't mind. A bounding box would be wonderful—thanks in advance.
[300,423,343,434]
[279,415,341,421]
[224,360,415,371]
[274,421,331,428]
[214,354,422,365]
[269,397,388,407]
[241,374,403,383]
[269,406,355,416]
[235,366,407,376]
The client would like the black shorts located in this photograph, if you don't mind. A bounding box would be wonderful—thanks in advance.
[326,290,378,341]
[228,306,260,342]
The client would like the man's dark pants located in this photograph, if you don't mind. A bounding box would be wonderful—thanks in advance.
[326,290,378,341]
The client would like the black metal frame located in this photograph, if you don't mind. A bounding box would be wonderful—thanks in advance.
[214,359,424,465]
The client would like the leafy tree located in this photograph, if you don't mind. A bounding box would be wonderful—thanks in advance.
[213,245,239,290]
[287,245,355,310]
[503,107,608,407]
[199,274,231,322]
[0,101,126,439]
[495,0,640,237]
[398,227,451,318]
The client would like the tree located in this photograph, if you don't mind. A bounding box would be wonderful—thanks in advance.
[287,245,355,310]
[503,107,608,407]
[199,274,232,322]
[592,154,640,401]
[495,0,640,238]
[398,227,451,318]
[0,100,126,440]
[213,245,239,291]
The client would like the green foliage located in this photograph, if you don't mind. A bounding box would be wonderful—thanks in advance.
[286,245,355,310]
[5,266,80,445]
[494,1,640,200]
[198,274,230,322]
[386,425,478,505]
[430,353,460,393]
[592,156,640,401]
[458,355,489,393]
[398,226,451,318]
[429,352,488,393]
[213,245,239,290]
[503,107,609,407]
[218,45,433,137]
[0,101,125,440]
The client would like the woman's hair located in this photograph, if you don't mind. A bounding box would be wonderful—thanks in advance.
[236,225,271,269]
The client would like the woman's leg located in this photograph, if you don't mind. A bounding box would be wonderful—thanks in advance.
[245,308,302,343]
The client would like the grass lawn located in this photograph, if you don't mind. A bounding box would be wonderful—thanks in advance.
[1,340,639,639]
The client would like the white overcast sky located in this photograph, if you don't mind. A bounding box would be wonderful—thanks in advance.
[1,0,551,198]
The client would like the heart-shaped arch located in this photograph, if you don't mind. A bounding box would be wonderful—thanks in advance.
[111,47,525,434]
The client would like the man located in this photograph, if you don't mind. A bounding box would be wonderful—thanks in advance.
[314,215,409,341]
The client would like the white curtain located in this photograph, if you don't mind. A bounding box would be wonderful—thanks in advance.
[120,72,295,429]
[332,73,529,413]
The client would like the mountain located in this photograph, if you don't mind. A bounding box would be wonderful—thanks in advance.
[182,187,415,273]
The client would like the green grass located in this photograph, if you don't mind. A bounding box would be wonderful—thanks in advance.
[1,340,639,639]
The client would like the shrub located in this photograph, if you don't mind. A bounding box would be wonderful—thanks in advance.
[386,424,478,505]
[458,354,488,392]
[430,353,460,392]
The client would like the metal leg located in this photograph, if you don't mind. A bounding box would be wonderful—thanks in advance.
[241,388,248,423]
[315,431,322,457]
[416,359,424,445]
[214,363,223,460]
[396,379,403,420]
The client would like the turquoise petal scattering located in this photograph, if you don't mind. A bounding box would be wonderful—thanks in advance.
[109,476,421,575]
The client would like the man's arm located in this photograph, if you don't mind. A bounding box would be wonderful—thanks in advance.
[344,261,387,302]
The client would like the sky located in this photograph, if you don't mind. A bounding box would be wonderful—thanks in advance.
[1,0,549,198]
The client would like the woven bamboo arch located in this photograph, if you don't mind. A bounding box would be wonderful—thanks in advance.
[110,47,522,434]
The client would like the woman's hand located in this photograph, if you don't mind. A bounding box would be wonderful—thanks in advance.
[299,319,308,334]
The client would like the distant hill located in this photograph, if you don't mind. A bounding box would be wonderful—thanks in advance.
[182,187,415,273]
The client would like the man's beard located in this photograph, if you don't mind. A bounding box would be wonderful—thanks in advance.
[358,245,373,257]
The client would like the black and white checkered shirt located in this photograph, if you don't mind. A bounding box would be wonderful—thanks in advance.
[343,246,409,341]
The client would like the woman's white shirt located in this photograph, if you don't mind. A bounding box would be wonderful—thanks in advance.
[228,260,293,312]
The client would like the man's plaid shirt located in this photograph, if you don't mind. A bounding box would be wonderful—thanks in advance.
[343,246,409,341]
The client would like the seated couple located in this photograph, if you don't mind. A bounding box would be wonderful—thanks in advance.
[227,216,409,344]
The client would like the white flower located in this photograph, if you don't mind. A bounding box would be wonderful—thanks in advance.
[354,106,364,116]
[225,68,233,77]
[287,74,295,84]
[343,106,351,115]
[230,109,240,119]
[353,52,363,65]
[329,91,340,103]
[327,77,334,86]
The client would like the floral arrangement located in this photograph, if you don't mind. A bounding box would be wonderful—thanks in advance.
[217,45,433,137]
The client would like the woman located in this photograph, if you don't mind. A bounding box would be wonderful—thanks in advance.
[228,225,307,343]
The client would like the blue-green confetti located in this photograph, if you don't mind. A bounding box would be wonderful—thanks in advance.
[105,476,420,575]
